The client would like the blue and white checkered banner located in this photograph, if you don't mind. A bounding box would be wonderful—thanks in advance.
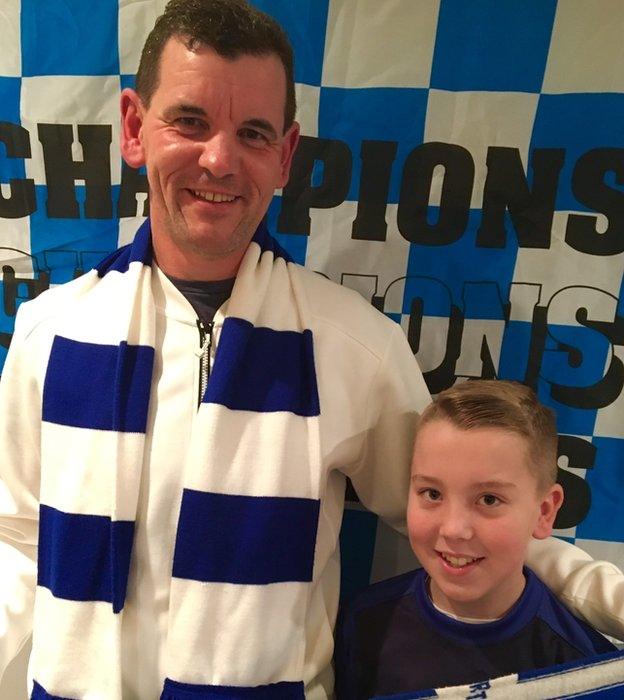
[1,0,624,587]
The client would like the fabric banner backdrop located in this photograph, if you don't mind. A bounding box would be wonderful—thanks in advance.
[1,0,624,602]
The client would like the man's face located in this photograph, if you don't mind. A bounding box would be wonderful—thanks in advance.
[407,420,561,619]
[121,37,299,279]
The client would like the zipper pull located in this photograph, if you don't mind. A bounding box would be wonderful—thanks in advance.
[194,319,210,357]
[196,319,214,406]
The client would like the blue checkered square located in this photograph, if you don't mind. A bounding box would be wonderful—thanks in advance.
[21,0,119,77]
[0,77,25,182]
[404,209,518,318]
[251,0,330,86]
[267,197,308,265]
[530,93,624,212]
[30,186,119,284]
[318,86,429,203]
[431,0,557,92]
[576,438,624,543]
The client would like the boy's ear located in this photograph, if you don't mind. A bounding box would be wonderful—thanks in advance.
[532,483,564,540]
[120,88,146,169]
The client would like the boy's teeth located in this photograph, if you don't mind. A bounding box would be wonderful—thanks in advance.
[193,190,235,203]
[443,554,477,567]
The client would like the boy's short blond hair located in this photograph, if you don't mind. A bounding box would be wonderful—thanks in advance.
[418,380,558,492]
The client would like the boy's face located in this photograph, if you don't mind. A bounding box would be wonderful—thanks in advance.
[407,419,562,620]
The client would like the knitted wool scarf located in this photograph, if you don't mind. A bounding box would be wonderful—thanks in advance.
[29,220,320,700]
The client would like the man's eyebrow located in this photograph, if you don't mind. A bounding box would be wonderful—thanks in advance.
[243,118,279,140]
[163,103,207,119]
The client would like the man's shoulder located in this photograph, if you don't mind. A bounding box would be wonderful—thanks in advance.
[13,272,99,339]
[295,264,401,346]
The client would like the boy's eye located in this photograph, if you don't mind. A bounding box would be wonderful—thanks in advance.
[478,493,501,507]
[420,488,442,502]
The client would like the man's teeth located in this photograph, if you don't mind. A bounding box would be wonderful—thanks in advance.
[193,190,236,203]
[442,554,478,568]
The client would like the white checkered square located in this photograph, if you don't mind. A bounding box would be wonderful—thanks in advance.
[0,0,21,77]
[423,89,539,209]
[455,318,505,378]
[305,202,410,297]
[118,215,147,248]
[118,0,168,75]
[20,75,122,186]
[0,214,33,279]
[321,0,440,88]
[512,211,624,321]
[294,83,320,138]
[574,538,624,573]
[543,1,624,94]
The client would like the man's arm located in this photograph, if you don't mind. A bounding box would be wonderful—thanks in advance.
[345,324,430,532]
[0,308,42,679]
[527,537,624,640]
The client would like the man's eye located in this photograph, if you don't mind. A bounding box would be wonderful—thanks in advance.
[420,488,442,502]
[478,494,501,507]
[239,128,269,144]
[174,117,204,130]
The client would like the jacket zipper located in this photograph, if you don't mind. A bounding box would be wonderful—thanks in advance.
[197,319,214,407]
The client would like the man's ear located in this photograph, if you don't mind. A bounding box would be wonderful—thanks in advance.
[120,88,146,169]
[278,120,300,187]
[533,483,564,540]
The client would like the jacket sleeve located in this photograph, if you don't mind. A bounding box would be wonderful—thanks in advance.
[0,306,41,679]
[527,537,624,640]
[346,324,431,533]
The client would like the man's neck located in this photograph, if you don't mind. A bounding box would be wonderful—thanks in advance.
[152,242,246,281]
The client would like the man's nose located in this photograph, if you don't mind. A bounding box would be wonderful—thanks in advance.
[438,504,474,541]
[198,131,239,179]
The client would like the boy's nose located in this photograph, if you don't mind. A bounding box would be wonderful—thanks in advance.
[438,505,474,541]
[199,132,240,179]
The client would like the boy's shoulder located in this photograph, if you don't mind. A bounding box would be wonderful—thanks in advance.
[529,567,617,657]
[342,568,424,620]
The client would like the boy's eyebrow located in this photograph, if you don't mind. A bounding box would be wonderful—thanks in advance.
[411,474,517,490]
[411,474,443,485]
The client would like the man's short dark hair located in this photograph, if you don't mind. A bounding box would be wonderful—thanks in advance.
[136,0,296,131]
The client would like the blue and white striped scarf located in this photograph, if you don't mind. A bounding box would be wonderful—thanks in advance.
[30,220,320,700]
[376,649,624,699]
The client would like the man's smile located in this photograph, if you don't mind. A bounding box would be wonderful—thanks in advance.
[188,189,239,203]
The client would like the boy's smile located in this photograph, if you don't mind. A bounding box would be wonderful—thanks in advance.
[407,419,561,620]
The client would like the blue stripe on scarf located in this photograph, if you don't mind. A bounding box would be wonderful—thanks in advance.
[161,678,305,699]
[38,505,134,613]
[205,319,320,416]
[251,218,293,262]
[31,681,75,700]
[42,336,154,432]
[95,218,152,276]
[172,490,320,584]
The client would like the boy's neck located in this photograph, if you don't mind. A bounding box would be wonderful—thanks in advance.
[428,569,527,620]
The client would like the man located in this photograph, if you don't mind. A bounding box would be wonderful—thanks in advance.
[0,1,622,698]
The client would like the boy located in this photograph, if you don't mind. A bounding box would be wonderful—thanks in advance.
[335,380,616,699]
